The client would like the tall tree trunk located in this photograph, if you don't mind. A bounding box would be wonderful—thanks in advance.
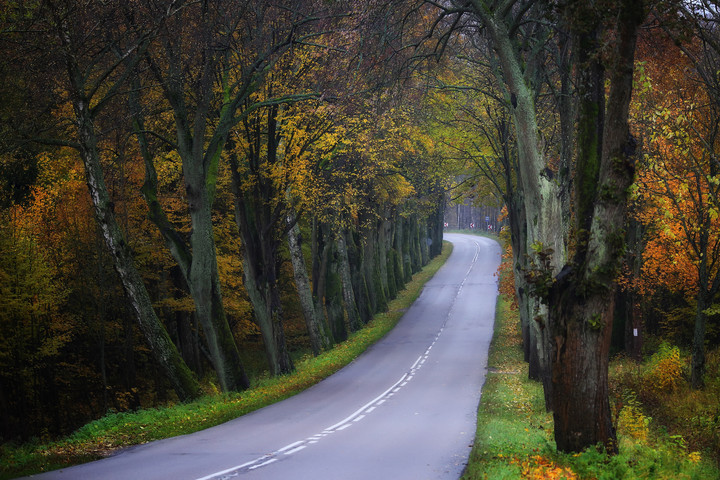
[130,82,248,392]
[467,0,642,451]
[325,237,348,342]
[397,219,412,285]
[69,91,200,402]
[549,0,643,453]
[508,190,533,366]
[347,229,374,324]
[427,187,445,259]
[186,180,250,390]
[337,232,363,332]
[229,151,294,376]
[287,213,332,354]
[482,10,564,410]
[378,218,395,300]
[362,221,388,314]
[409,216,422,274]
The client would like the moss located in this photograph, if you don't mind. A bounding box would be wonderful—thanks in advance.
[599,181,620,203]
[587,313,603,330]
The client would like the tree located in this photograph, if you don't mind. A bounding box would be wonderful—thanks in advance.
[126,0,252,391]
[418,0,646,452]
[634,26,720,388]
[0,0,202,401]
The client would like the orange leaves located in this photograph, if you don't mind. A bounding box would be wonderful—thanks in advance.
[497,237,518,308]
[631,35,720,301]
[511,455,578,480]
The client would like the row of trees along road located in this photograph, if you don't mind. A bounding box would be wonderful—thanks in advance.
[3,0,717,461]
[0,1,446,442]
[416,0,720,456]
[416,0,646,453]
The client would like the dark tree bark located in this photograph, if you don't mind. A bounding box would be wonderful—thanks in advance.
[432,0,645,452]
[337,232,363,332]
[547,0,644,453]
[230,166,294,375]
[347,230,374,324]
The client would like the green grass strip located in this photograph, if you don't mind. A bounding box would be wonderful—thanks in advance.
[461,296,719,480]
[0,241,453,479]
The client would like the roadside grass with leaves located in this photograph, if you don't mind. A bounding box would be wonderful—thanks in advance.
[461,296,719,480]
[0,242,453,480]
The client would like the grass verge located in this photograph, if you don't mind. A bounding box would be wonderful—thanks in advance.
[461,296,719,480]
[0,241,453,480]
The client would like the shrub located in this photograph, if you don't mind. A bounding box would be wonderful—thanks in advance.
[645,342,684,394]
[617,390,651,442]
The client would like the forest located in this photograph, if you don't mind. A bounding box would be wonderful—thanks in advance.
[0,0,719,474]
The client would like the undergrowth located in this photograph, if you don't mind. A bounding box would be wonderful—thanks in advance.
[461,296,719,480]
[0,242,452,480]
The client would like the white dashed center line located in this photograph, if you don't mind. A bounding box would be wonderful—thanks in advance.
[195,241,481,479]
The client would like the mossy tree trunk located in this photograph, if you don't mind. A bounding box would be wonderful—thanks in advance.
[347,230,374,324]
[140,34,251,391]
[547,0,644,453]
[336,232,363,333]
[229,144,294,376]
[467,0,643,453]
[287,212,332,355]
[480,6,562,410]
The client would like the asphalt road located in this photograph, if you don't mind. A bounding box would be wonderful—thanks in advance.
[24,233,501,480]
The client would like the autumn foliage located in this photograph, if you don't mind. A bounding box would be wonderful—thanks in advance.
[0,0,454,444]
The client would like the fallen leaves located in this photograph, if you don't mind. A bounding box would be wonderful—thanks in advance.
[512,455,578,480]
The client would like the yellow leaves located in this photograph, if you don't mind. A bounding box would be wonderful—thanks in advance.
[709,207,719,222]
[647,343,684,394]
[617,404,650,442]
[155,151,183,190]
[688,451,702,463]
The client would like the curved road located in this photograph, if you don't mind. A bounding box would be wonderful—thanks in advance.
[25,233,501,480]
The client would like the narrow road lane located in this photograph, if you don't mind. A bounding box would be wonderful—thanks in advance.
[25,233,500,480]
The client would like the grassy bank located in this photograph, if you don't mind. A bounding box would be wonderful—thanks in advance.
[0,242,452,480]
[462,296,719,480]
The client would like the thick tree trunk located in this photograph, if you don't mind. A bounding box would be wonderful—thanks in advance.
[427,189,445,259]
[183,163,250,391]
[130,83,248,392]
[377,218,391,300]
[400,218,413,281]
[549,0,642,453]
[362,222,388,314]
[483,10,564,410]
[393,220,407,288]
[409,216,422,274]
[242,252,294,375]
[234,205,294,375]
[469,0,642,452]
[550,291,616,453]
[324,238,348,342]
[229,147,294,376]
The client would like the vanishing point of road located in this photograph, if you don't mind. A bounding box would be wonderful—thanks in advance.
[24,233,501,480]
